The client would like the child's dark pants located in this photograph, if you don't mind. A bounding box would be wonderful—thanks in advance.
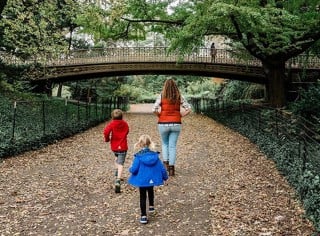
[139,186,154,216]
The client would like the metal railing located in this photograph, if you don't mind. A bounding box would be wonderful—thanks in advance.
[190,97,320,231]
[1,47,319,69]
[0,96,129,159]
[190,97,320,176]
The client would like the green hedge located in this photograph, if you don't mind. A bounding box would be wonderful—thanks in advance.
[0,95,128,159]
[192,98,320,234]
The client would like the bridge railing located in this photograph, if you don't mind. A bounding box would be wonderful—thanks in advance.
[2,47,319,68]
[46,47,262,66]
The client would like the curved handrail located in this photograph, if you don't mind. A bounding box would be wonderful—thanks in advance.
[1,47,319,69]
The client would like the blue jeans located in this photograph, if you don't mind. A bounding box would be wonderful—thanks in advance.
[158,124,181,165]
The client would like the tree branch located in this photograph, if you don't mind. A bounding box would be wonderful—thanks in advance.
[120,17,184,26]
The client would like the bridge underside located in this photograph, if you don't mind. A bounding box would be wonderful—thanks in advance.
[36,62,267,84]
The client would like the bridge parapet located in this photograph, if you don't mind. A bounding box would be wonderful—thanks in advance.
[46,47,262,67]
[1,47,319,69]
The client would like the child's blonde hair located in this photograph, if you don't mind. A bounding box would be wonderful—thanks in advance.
[134,134,155,150]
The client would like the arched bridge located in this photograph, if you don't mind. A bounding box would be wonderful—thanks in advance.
[2,47,320,84]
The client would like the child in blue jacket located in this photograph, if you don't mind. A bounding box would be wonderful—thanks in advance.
[128,135,168,224]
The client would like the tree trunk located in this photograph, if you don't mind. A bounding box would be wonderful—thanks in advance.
[263,61,287,107]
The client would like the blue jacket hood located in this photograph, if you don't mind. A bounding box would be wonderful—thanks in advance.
[134,149,160,166]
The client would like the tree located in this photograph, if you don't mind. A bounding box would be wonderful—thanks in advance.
[0,0,7,18]
[0,0,8,51]
[1,2,56,61]
[0,0,84,61]
[76,0,320,107]
[0,0,83,94]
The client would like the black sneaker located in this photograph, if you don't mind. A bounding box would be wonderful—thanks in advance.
[115,179,121,193]
[140,216,148,224]
[149,207,155,214]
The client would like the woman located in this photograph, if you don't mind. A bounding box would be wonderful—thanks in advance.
[152,79,192,176]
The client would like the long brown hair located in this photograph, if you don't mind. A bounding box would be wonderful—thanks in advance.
[161,79,181,103]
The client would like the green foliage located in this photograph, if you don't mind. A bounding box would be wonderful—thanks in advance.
[110,74,209,103]
[167,0,320,60]
[186,79,221,98]
[84,75,265,103]
[298,171,320,230]
[0,78,42,100]
[289,81,320,119]
[222,80,265,101]
[114,83,154,102]
[66,77,129,102]
[309,40,320,55]
[75,0,173,42]
[130,75,168,94]
[1,1,65,60]
[195,100,320,233]
[0,93,127,159]
[0,0,83,64]
[71,0,320,107]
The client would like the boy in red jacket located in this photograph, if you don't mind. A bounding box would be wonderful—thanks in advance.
[103,109,129,193]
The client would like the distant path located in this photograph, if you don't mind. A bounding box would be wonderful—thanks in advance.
[0,104,315,235]
[128,103,154,113]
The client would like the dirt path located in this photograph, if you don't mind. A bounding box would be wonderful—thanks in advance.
[0,105,315,235]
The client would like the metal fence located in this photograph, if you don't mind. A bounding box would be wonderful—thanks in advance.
[0,96,128,158]
[190,97,320,230]
[190,97,320,176]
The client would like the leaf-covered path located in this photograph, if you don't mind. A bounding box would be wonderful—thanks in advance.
[0,105,315,235]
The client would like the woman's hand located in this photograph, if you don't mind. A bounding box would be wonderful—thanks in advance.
[180,109,191,117]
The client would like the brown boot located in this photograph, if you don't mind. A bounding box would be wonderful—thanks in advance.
[163,161,169,171]
[169,165,175,176]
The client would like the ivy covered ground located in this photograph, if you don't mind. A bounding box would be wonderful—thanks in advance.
[0,105,316,235]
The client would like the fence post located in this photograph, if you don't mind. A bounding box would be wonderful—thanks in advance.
[88,97,92,122]
[77,99,80,124]
[301,136,307,173]
[64,98,68,128]
[258,109,261,130]
[42,101,46,135]
[275,110,279,136]
[86,100,89,122]
[113,97,117,109]
[11,101,17,140]
[102,102,105,120]
[109,97,113,114]
[95,100,98,119]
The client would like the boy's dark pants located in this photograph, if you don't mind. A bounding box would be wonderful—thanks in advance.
[139,186,154,216]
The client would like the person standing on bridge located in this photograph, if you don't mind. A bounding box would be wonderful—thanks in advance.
[103,109,129,193]
[128,134,168,224]
[152,79,192,176]
[210,42,217,63]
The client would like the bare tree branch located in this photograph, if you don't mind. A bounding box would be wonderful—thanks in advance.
[121,17,184,26]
